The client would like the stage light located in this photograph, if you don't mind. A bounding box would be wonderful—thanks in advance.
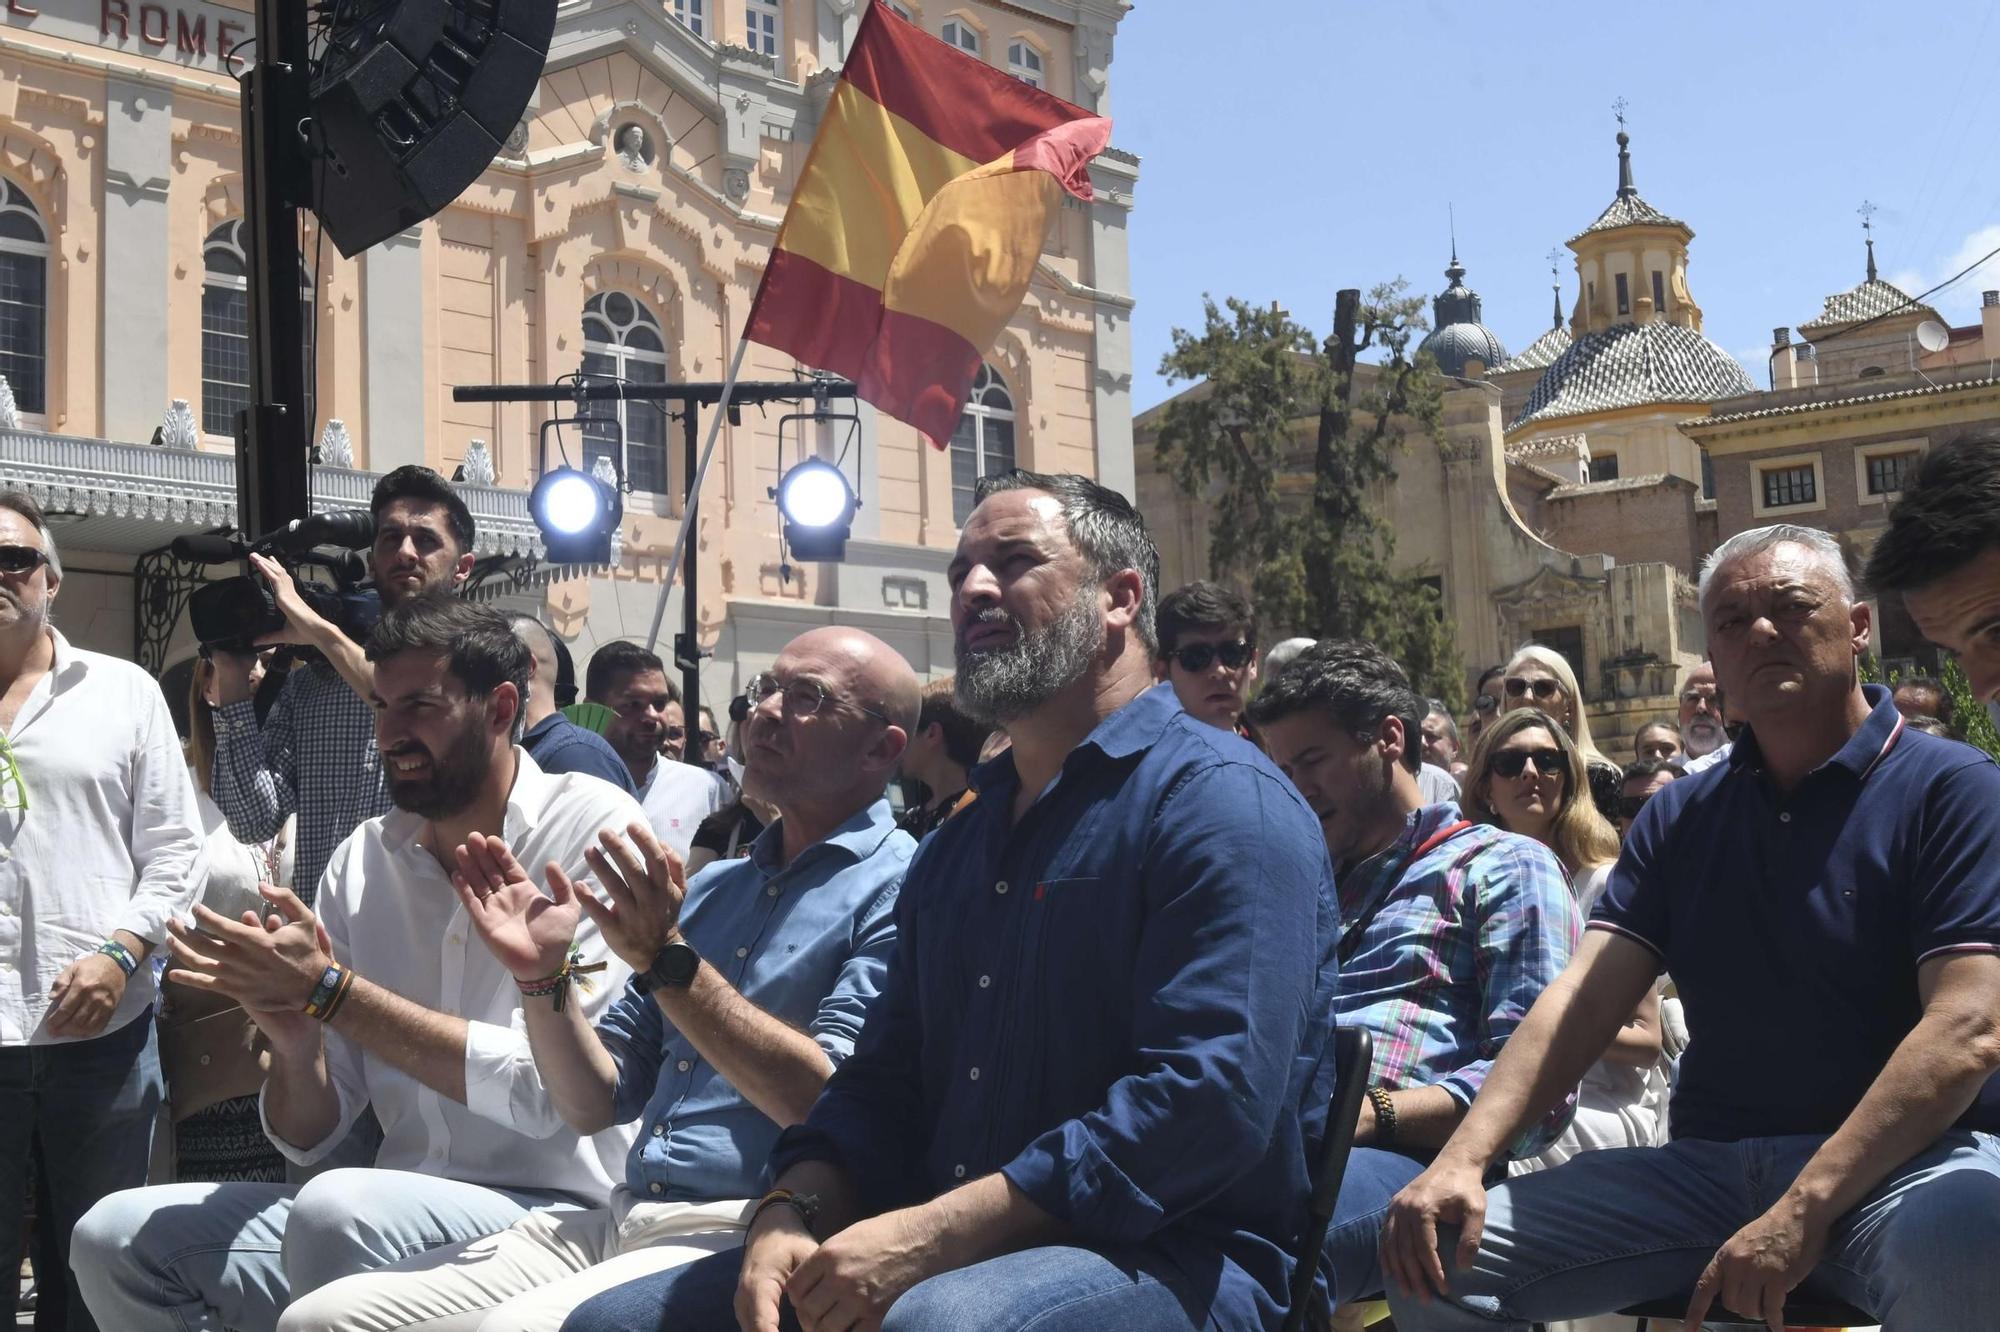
[530,465,621,565]
[774,459,856,561]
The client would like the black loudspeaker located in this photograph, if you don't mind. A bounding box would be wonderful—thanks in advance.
[310,0,555,256]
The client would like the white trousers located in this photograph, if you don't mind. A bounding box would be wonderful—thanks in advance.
[278,1191,755,1332]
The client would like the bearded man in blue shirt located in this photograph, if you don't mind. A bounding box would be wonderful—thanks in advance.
[562,471,1341,1332]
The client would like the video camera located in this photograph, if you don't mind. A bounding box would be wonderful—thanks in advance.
[176,510,383,654]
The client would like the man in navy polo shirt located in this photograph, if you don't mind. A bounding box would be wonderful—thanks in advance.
[1380,522,2000,1331]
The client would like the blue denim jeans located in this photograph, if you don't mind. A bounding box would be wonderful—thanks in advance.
[559,1242,1202,1332]
[1388,1131,2000,1331]
[0,1012,164,1332]
[70,1167,582,1332]
[1323,1146,1428,1305]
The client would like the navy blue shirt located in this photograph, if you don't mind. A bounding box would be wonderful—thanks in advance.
[1594,685,2000,1142]
[770,683,1340,1332]
[521,713,637,796]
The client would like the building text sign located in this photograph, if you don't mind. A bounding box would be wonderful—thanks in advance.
[2,0,249,74]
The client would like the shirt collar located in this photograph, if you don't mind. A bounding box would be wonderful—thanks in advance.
[1728,683,1904,781]
[748,796,899,874]
[520,713,564,744]
[966,680,1180,805]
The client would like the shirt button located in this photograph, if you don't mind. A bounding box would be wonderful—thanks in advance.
[1779,812,1792,824]
[766,885,779,897]
[978,975,991,988]
[648,1181,663,1195]
[677,1059,692,1072]
[995,880,1008,895]
[734,946,749,959]
[968,1067,980,1081]
[953,1164,967,1179]
[447,934,462,945]
[652,1124,665,1136]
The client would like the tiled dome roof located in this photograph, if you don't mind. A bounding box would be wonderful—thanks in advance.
[1798,278,1936,334]
[1509,320,1755,432]
[1498,324,1572,374]
[1418,256,1510,377]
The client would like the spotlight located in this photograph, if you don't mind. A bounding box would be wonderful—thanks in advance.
[530,465,621,565]
[774,459,856,561]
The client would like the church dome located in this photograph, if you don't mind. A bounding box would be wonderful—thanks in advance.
[1419,254,1509,377]
[1509,320,1754,433]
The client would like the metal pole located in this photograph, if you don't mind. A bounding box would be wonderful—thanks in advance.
[677,401,700,723]
[645,338,750,654]
[236,0,313,539]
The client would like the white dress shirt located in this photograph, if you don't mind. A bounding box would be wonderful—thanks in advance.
[0,629,206,1045]
[261,749,642,1200]
[637,758,726,858]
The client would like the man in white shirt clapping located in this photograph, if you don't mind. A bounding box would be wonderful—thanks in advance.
[72,595,643,1332]
[0,492,207,1332]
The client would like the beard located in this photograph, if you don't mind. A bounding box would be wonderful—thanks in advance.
[384,713,492,819]
[955,592,1104,725]
[1684,717,1725,755]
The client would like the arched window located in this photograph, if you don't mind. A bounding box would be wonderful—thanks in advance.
[201,219,314,438]
[0,178,49,416]
[580,291,668,494]
[950,363,1014,524]
[940,18,978,53]
[1007,40,1043,87]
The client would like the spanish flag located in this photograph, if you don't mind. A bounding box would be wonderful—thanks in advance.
[746,0,1112,444]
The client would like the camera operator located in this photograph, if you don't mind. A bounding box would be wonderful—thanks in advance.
[209,466,475,909]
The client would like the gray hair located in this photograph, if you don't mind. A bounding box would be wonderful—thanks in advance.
[1263,636,1317,681]
[0,491,60,581]
[1425,698,1460,747]
[972,470,1160,653]
[1698,524,1855,611]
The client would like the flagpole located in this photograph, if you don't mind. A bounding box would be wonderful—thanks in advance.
[644,334,750,655]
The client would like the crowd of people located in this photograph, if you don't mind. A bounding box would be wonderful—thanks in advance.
[7,432,2000,1332]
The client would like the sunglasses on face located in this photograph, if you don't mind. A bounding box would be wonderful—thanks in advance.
[0,545,50,575]
[1491,748,1565,779]
[1473,693,1499,716]
[1171,641,1253,673]
[1504,677,1564,702]
[1618,794,1652,820]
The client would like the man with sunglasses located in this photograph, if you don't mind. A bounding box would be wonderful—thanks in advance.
[0,492,207,1330]
[1615,759,1678,836]
[270,625,919,1332]
[585,641,726,857]
[1249,641,1577,1312]
[1153,580,1259,732]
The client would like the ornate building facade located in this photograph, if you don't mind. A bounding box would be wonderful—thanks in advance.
[1138,126,2000,758]
[0,0,1138,689]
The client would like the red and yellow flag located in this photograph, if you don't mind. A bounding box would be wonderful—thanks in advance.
[745,0,1112,445]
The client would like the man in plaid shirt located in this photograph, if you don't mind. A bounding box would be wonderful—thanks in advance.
[210,466,476,906]
[1252,640,1578,1309]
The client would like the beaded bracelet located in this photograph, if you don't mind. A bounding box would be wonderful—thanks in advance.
[515,943,608,1013]
[95,939,138,979]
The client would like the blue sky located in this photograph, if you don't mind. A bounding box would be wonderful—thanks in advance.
[1114,3,2000,413]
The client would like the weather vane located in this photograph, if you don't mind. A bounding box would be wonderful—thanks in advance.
[1858,199,1877,237]
[1612,96,1629,130]
[1546,246,1561,277]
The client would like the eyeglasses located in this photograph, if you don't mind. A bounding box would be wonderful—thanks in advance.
[1679,688,1719,709]
[1490,748,1565,779]
[0,545,49,576]
[747,672,892,724]
[1170,641,1253,673]
[696,730,719,747]
[1504,677,1564,702]
[0,734,28,811]
[1617,794,1652,820]
[1473,693,1499,716]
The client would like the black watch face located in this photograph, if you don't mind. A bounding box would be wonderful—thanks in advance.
[648,942,699,988]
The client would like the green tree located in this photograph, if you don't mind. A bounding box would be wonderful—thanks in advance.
[1864,653,1999,757]
[1153,284,1465,707]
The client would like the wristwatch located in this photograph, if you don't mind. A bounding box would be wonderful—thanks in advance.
[640,940,701,991]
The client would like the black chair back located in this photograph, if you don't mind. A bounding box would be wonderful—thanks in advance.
[1282,1026,1373,1332]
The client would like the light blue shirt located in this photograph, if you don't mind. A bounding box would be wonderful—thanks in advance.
[596,797,911,1202]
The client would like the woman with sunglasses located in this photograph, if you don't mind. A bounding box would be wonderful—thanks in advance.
[1501,645,1624,825]
[1465,711,1666,1174]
